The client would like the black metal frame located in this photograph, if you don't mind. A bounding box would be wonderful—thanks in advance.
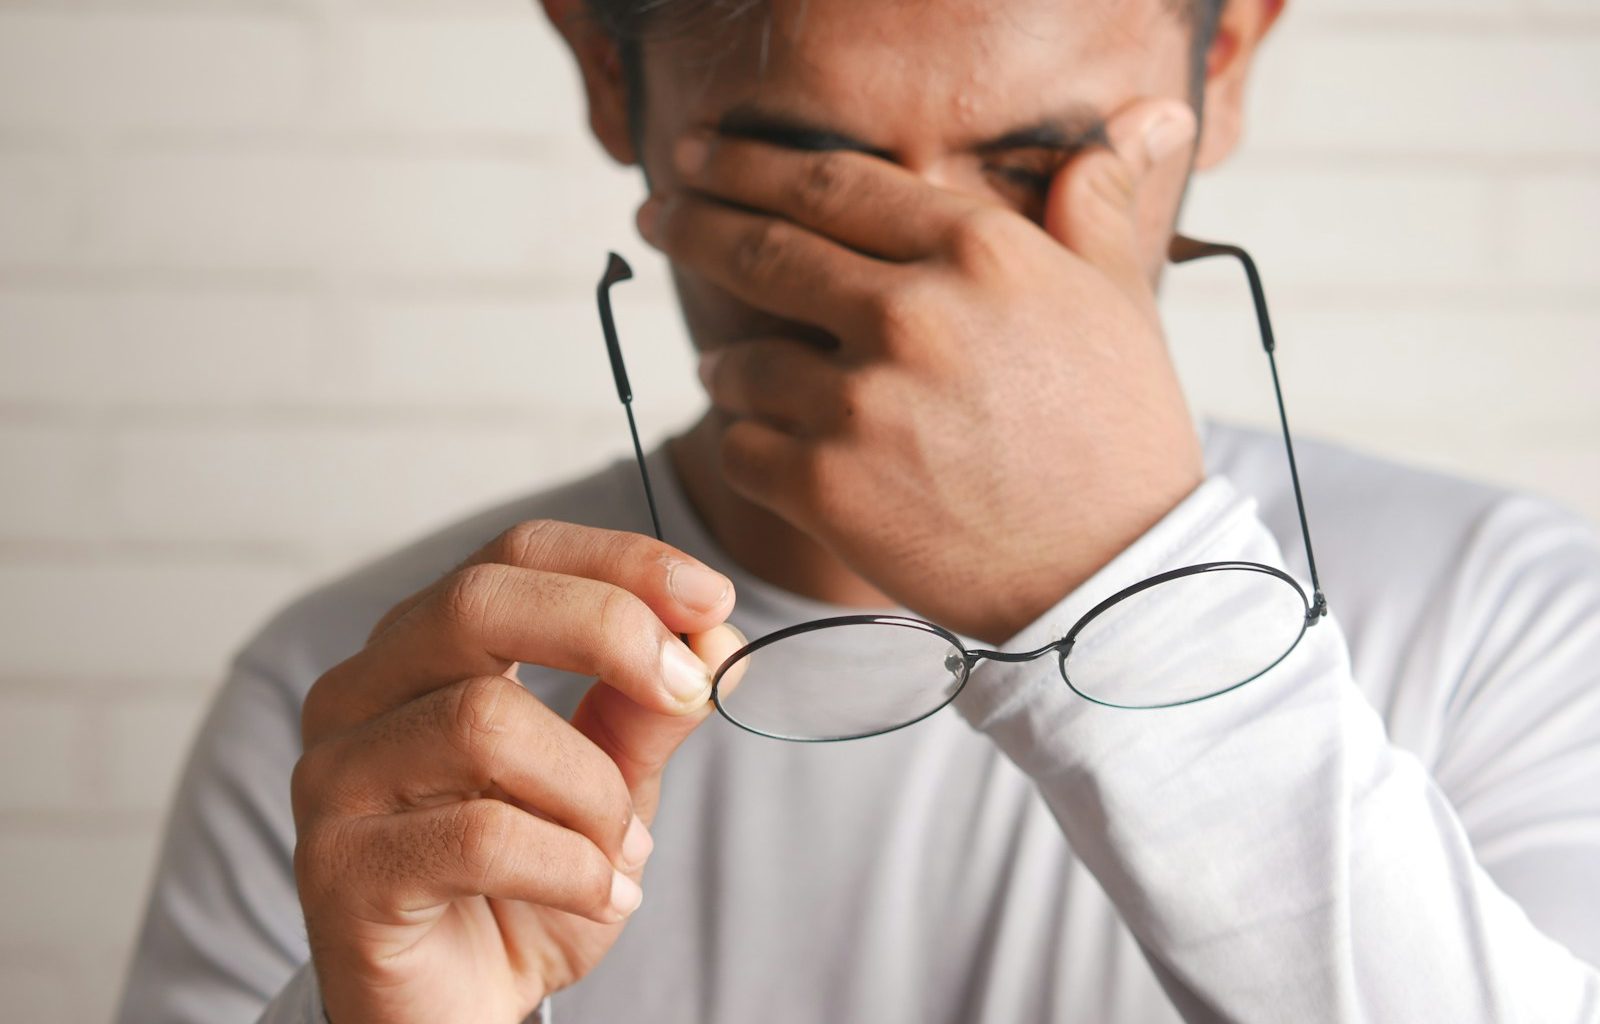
[594,235,1328,743]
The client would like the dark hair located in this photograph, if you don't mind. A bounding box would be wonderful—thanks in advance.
[581,0,1226,154]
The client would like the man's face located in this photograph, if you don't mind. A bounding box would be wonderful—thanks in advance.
[631,0,1198,353]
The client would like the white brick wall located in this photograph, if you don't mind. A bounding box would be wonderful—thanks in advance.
[0,2,1595,1021]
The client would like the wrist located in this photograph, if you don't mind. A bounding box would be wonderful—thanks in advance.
[973,462,1207,645]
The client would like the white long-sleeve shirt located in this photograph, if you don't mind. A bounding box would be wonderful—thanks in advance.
[115,420,1600,1023]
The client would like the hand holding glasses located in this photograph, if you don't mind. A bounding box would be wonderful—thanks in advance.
[595,236,1327,742]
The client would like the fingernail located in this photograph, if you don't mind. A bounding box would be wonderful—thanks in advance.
[696,348,723,394]
[621,814,653,870]
[674,134,708,175]
[668,559,729,611]
[610,870,643,918]
[636,196,662,242]
[1143,107,1196,164]
[661,637,712,705]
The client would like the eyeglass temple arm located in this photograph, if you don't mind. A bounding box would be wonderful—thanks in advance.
[597,251,668,545]
[596,252,693,648]
[1168,235,1328,622]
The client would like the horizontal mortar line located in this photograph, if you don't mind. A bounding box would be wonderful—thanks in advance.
[0,404,623,430]
[68,126,604,160]
[295,271,668,301]
[1165,284,1600,311]
[0,673,218,695]
[0,0,553,19]
[1290,11,1600,34]
[0,808,167,833]
[0,266,597,300]
[1159,288,1600,313]
[0,537,316,563]
[1201,412,1600,434]
[0,128,93,155]
[0,2,310,17]
[0,265,628,295]
[97,128,594,161]
[0,264,332,291]
[1229,149,1600,174]
[0,945,80,968]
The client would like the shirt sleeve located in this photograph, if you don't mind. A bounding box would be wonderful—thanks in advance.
[113,658,321,1024]
[950,476,1600,1022]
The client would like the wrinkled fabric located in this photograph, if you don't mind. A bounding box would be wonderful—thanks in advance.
[116,422,1600,1023]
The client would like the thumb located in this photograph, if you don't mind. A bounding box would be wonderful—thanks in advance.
[569,621,749,826]
[1044,97,1197,294]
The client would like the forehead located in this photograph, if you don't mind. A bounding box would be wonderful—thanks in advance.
[644,0,1184,141]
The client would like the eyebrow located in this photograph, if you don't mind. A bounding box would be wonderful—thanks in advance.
[714,101,1110,159]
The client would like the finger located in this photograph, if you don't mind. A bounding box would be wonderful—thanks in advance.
[671,131,972,261]
[368,520,735,644]
[713,416,824,531]
[307,565,717,743]
[640,189,899,344]
[1043,97,1196,297]
[294,675,653,870]
[697,337,856,438]
[321,798,644,925]
[570,621,752,825]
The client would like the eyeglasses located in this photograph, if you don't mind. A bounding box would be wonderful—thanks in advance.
[595,235,1327,742]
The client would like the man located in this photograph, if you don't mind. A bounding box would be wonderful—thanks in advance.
[117,0,1600,1021]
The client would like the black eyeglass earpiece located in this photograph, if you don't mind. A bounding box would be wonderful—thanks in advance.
[597,251,636,405]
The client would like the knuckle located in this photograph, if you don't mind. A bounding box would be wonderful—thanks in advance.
[300,674,335,740]
[1085,158,1135,211]
[946,206,1013,272]
[452,801,513,886]
[438,563,504,632]
[443,676,517,769]
[792,153,848,220]
[733,218,787,283]
[593,584,665,695]
[289,744,338,823]
[364,605,403,646]
[743,344,786,395]
[594,583,653,648]
[493,518,562,568]
[578,688,653,787]
[300,658,364,745]
[871,278,933,345]
[572,729,635,828]
[601,772,633,837]
[827,369,865,431]
[575,846,618,914]
[291,825,326,891]
[293,819,352,897]
[603,528,674,588]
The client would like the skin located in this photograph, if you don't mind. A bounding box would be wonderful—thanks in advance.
[591,0,1281,643]
[290,1,1284,1020]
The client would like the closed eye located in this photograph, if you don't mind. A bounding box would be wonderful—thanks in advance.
[985,144,1080,198]
[989,165,1054,194]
